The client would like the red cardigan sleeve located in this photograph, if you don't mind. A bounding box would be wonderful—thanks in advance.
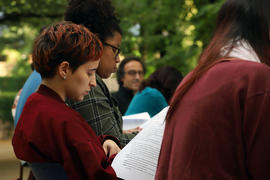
[63,118,118,180]
[244,91,270,179]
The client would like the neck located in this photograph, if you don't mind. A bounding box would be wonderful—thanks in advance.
[42,77,66,101]
[133,90,138,95]
[122,85,137,94]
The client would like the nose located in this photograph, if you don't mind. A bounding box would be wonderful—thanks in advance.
[89,75,97,88]
[135,73,141,79]
[115,55,120,63]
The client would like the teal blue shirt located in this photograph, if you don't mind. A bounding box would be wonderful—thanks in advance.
[125,87,168,117]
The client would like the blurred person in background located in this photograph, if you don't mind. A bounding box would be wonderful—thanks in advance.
[112,56,146,115]
[125,66,183,117]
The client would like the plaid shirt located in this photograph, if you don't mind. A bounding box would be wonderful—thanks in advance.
[67,75,136,147]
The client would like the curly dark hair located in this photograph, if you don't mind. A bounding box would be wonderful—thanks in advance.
[64,0,122,43]
[32,21,103,79]
[116,56,146,86]
[141,66,183,103]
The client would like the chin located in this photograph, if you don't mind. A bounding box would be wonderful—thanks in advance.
[74,96,84,102]
[132,86,140,91]
[101,73,111,79]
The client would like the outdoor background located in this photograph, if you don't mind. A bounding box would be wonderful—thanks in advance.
[0,0,224,178]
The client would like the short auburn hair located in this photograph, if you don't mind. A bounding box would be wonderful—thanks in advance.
[32,21,103,78]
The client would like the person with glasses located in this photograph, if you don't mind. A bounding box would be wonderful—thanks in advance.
[65,0,141,147]
[14,0,139,148]
[112,57,146,115]
[103,42,121,60]
[125,66,183,117]
[12,22,121,179]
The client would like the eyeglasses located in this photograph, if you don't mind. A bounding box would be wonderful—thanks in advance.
[126,70,144,76]
[103,42,121,59]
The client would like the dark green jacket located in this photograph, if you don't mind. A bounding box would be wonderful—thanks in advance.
[67,75,136,147]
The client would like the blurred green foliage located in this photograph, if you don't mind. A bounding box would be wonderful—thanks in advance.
[115,0,224,75]
[0,76,27,124]
[0,0,224,124]
[0,0,224,76]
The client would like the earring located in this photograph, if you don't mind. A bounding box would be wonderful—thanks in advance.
[63,76,66,80]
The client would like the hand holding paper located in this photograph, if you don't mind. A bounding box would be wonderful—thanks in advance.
[123,126,143,134]
[122,112,151,130]
[112,106,169,180]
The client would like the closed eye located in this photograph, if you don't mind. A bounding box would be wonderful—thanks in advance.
[87,69,97,77]
[87,72,95,77]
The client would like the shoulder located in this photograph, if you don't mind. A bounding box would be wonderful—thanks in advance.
[30,70,42,80]
[204,60,270,82]
[204,60,270,97]
[96,74,105,86]
[142,87,163,96]
[23,71,42,88]
[20,71,41,96]
[135,87,163,99]
[213,60,270,75]
[27,93,78,119]
[111,90,119,98]
[93,75,109,96]
[112,86,132,98]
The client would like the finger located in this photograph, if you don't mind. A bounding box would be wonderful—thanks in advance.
[103,145,108,156]
[136,126,143,131]
[109,146,120,157]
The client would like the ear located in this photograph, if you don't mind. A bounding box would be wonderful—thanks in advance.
[58,61,70,80]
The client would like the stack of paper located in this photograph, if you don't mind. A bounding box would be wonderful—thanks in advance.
[122,112,151,130]
[112,106,169,180]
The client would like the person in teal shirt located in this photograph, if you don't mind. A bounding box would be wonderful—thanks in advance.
[125,66,183,117]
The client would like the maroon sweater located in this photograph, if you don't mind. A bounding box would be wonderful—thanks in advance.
[156,60,270,180]
[12,85,118,180]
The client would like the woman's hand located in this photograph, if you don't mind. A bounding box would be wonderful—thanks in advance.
[103,139,121,157]
[123,126,143,134]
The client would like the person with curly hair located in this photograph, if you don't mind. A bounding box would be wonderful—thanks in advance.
[65,0,141,146]
[12,22,120,179]
[14,0,139,148]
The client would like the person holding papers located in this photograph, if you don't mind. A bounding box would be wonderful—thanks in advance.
[14,0,140,149]
[65,0,141,147]
[125,66,182,117]
[12,22,120,179]
[156,0,270,179]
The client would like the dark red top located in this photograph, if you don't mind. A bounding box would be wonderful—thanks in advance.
[156,60,270,180]
[12,85,118,180]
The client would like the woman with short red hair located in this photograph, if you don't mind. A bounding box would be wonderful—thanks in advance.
[12,22,120,179]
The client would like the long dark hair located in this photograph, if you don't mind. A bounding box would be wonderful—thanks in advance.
[167,0,270,120]
[140,66,183,103]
